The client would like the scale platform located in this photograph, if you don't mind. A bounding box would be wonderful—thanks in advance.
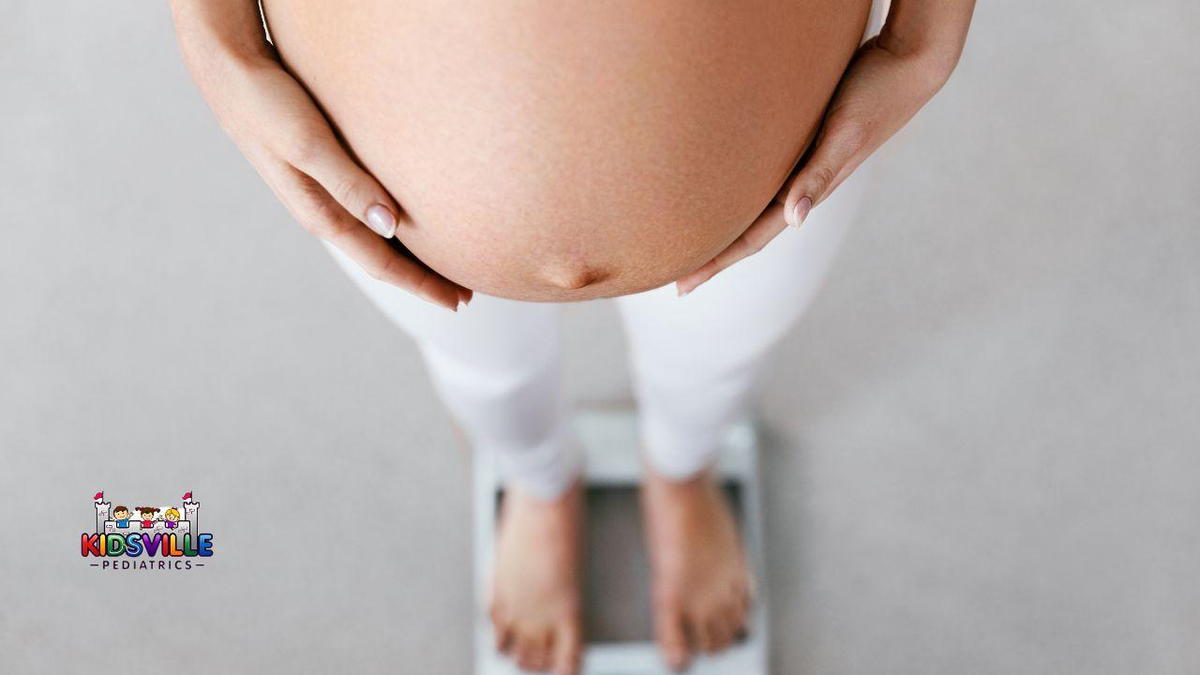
[473,409,769,674]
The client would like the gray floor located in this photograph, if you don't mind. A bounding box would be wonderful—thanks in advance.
[2,2,1198,673]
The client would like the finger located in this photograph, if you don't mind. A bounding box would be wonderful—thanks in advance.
[674,201,787,296]
[285,124,406,240]
[273,165,464,310]
[781,116,869,228]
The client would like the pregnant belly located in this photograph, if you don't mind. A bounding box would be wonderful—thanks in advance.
[262,0,870,301]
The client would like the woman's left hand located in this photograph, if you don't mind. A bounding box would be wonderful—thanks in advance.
[675,1,975,295]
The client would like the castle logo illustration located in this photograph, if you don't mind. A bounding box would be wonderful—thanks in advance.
[82,490,214,570]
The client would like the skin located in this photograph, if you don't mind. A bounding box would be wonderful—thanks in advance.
[678,0,978,294]
[641,465,754,671]
[168,1,974,672]
[490,480,584,673]
[259,0,872,302]
[169,0,471,311]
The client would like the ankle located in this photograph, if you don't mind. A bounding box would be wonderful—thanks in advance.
[504,476,583,510]
[643,461,716,492]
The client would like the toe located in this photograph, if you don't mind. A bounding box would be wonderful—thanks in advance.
[655,607,692,671]
[692,613,718,654]
[726,585,749,626]
[729,599,749,641]
[708,610,736,651]
[526,629,551,671]
[552,623,583,675]
[492,619,514,654]
[489,604,509,651]
[514,633,539,670]
[495,629,514,655]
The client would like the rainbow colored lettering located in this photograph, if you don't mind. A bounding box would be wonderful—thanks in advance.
[80,532,213,557]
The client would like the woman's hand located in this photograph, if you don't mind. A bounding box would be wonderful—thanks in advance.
[169,0,470,311]
[675,0,976,296]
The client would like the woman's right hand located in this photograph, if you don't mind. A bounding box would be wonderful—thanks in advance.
[168,0,470,311]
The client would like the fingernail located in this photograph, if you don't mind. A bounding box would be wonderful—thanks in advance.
[677,284,691,297]
[365,204,397,239]
[789,196,812,228]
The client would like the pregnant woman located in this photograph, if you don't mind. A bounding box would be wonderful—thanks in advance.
[169,1,973,672]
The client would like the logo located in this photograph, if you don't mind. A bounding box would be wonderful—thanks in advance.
[81,491,213,571]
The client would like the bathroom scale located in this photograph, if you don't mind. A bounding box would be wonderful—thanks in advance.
[473,408,769,674]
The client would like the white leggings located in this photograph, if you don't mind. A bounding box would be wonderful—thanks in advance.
[324,160,872,500]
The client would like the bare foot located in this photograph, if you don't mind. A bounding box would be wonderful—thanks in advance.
[641,465,754,671]
[489,479,584,675]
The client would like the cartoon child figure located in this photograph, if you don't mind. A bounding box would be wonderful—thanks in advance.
[162,508,180,529]
[137,507,160,528]
[113,506,131,528]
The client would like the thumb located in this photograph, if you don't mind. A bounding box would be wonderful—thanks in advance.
[782,118,868,228]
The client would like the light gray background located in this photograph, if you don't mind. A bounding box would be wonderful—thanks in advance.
[2,1,1197,673]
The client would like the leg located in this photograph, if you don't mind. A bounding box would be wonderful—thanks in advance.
[323,243,583,674]
[324,242,581,500]
[615,162,873,668]
[616,165,869,477]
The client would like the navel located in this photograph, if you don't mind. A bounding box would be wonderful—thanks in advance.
[540,263,609,290]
